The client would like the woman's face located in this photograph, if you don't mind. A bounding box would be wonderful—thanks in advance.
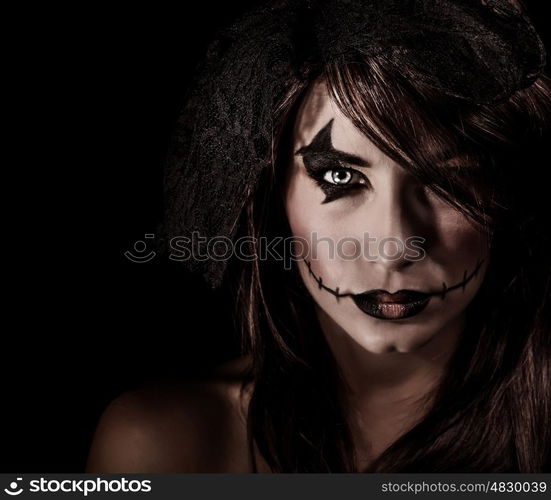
[283,81,490,354]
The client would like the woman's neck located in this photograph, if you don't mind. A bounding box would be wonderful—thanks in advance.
[316,306,464,468]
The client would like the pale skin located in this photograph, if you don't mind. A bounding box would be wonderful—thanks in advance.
[86,81,490,473]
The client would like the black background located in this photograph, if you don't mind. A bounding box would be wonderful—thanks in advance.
[2,1,549,472]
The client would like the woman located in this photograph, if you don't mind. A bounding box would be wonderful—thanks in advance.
[87,0,551,472]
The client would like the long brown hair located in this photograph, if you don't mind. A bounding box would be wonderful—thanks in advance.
[223,52,551,472]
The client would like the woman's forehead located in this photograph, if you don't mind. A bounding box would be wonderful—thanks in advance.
[292,80,385,163]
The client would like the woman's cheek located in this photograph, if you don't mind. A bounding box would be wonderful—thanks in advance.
[432,209,490,266]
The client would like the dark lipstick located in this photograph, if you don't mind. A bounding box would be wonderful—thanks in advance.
[351,289,431,320]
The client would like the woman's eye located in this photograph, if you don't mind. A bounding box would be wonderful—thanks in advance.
[323,169,353,185]
[319,167,368,188]
[312,167,370,203]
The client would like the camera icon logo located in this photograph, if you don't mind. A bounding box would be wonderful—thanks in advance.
[124,234,156,263]
[4,477,23,496]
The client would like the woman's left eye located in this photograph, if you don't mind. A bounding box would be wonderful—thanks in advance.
[302,160,371,203]
[323,169,353,185]
[311,167,370,203]
[319,167,368,188]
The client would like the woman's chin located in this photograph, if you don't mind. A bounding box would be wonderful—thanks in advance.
[347,324,441,354]
[320,305,455,355]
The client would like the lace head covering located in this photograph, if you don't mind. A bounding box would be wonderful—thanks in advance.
[163,0,546,288]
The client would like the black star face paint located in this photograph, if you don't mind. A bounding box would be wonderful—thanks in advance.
[284,81,490,353]
[295,119,372,204]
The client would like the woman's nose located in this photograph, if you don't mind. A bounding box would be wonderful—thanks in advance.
[363,174,427,272]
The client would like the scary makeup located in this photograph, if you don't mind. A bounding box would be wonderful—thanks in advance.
[283,81,490,353]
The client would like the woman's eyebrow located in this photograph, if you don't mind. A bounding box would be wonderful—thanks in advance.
[294,118,370,167]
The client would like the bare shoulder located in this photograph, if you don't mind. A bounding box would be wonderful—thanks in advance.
[86,355,255,473]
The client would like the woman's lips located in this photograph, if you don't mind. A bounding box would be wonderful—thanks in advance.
[351,290,431,320]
